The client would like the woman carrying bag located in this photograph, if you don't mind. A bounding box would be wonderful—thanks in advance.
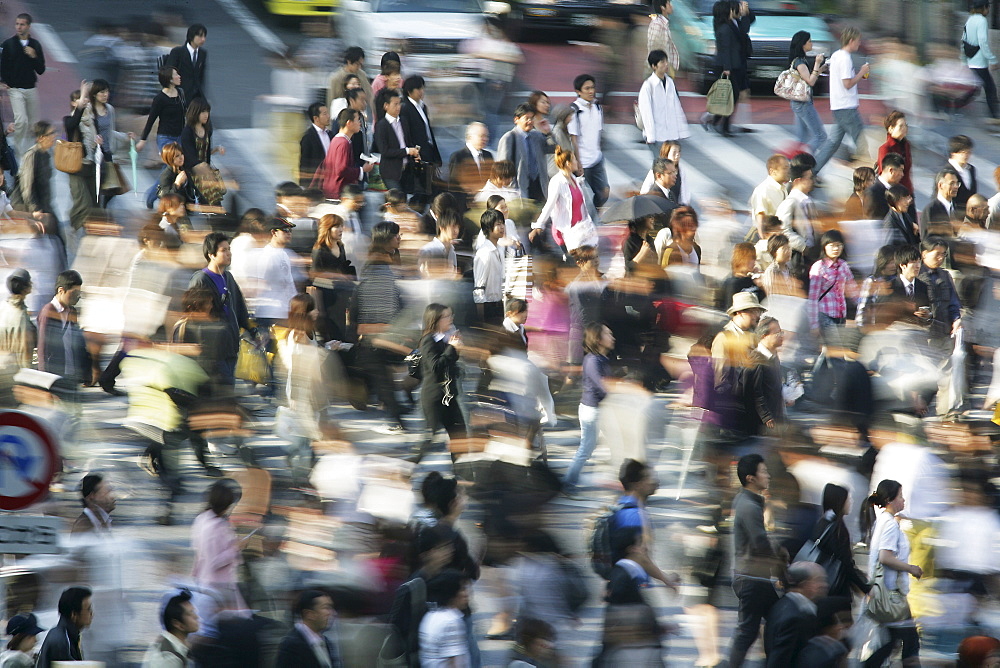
[411,303,467,465]
[80,78,135,208]
[785,31,828,154]
[704,0,754,137]
[860,479,923,668]
[806,483,871,598]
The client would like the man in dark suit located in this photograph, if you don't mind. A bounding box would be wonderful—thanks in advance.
[888,243,930,316]
[763,562,825,668]
[882,184,919,247]
[373,88,419,194]
[400,75,442,207]
[497,103,549,202]
[864,151,905,219]
[165,24,208,102]
[945,134,977,210]
[299,102,332,188]
[448,121,493,208]
[345,88,369,170]
[275,590,341,667]
[920,168,959,239]
[747,316,785,434]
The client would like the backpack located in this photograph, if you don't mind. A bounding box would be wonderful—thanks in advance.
[384,576,427,668]
[588,500,637,579]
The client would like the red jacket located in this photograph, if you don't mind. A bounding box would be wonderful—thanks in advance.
[317,134,358,199]
[877,134,913,194]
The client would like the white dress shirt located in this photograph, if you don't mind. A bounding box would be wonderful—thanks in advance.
[567,98,603,168]
[473,238,504,303]
[466,143,483,170]
[948,159,973,190]
[313,124,331,154]
[937,194,955,217]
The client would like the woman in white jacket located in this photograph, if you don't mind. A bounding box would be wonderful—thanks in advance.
[530,147,597,254]
[638,49,689,152]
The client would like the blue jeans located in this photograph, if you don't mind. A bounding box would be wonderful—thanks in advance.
[583,159,609,208]
[790,99,827,154]
[813,107,865,174]
[565,403,599,488]
[145,134,181,209]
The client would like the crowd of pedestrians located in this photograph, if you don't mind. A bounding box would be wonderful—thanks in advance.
[1,3,1000,667]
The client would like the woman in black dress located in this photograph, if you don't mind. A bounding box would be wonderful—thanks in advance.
[412,303,466,464]
[310,213,355,343]
[809,482,871,598]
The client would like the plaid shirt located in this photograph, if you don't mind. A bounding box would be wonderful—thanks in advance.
[808,258,854,329]
[647,15,680,73]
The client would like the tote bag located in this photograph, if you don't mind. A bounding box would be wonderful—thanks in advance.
[54,140,83,173]
[706,75,734,116]
[774,68,811,102]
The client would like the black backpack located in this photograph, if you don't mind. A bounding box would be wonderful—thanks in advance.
[589,501,637,579]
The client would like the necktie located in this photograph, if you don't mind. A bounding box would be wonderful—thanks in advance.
[906,282,913,297]
[193,49,198,65]
[525,132,537,180]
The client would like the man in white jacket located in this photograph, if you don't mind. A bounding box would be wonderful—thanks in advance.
[638,49,689,152]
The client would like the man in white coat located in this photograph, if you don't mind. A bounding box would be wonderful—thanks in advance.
[638,49,689,152]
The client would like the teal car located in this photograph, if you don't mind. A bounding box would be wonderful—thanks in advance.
[670,0,836,95]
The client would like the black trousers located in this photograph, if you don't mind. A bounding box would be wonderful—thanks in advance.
[479,301,504,326]
[420,391,466,451]
[863,625,920,667]
[727,575,779,667]
[358,341,401,423]
[971,67,999,118]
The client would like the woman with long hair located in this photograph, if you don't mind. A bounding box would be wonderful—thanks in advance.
[761,233,800,297]
[860,479,922,667]
[843,166,876,219]
[330,73,362,117]
[564,322,615,493]
[528,90,552,136]
[705,0,754,137]
[80,78,136,207]
[311,214,355,342]
[787,30,829,153]
[411,303,466,464]
[856,244,898,329]
[717,241,764,310]
[155,142,195,206]
[156,193,192,247]
[191,479,246,609]
[180,98,226,206]
[808,483,871,598]
[532,147,597,254]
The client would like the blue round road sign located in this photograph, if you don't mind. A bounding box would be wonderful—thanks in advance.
[0,411,59,511]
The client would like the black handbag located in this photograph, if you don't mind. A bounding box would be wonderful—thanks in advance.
[962,28,981,59]
[793,521,844,591]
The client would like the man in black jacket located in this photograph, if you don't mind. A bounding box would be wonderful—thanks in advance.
[188,233,251,386]
[0,13,45,156]
[165,24,208,102]
[920,168,960,239]
[763,562,826,668]
[373,88,419,194]
[400,75,442,207]
[747,316,786,434]
[882,184,919,247]
[36,586,93,666]
[888,243,930,313]
[299,102,332,187]
[863,151,905,220]
[448,121,492,209]
[728,453,780,668]
[275,590,341,667]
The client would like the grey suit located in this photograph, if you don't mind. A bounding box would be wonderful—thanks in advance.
[497,127,549,200]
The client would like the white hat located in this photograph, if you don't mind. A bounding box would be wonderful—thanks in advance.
[727,291,765,315]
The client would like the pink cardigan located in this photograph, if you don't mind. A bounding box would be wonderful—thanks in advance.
[191,509,241,587]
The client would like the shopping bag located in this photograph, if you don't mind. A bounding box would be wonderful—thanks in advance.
[100,162,132,196]
[706,75,734,116]
[236,335,269,385]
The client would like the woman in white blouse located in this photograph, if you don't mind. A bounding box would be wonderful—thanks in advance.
[637,49,689,151]
[530,147,597,254]
[861,479,923,668]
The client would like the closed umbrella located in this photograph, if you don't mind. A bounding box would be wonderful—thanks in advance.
[600,194,676,223]
[129,139,139,199]
[94,147,102,200]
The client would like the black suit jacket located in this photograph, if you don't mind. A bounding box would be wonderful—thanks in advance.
[448,147,493,192]
[747,348,784,433]
[920,198,957,239]
[400,98,441,165]
[714,13,755,72]
[882,209,918,247]
[863,180,890,220]
[763,595,817,668]
[373,116,412,182]
[165,44,207,102]
[299,126,333,187]
[888,275,930,309]
[274,626,339,668]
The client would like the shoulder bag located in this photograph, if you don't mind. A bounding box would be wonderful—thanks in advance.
[792,521,844,592]
[962,27,981,59]
[774,68,811,102]
[866,561,911,623]
[54,139,83,174]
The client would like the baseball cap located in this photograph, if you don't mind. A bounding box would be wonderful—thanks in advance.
[268,217,295,231]
[6,613,44,637]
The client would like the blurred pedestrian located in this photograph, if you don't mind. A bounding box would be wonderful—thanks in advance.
[1,613,44,668]
[80,78,135,208]
[35,586,93,666]
[373,88,419,195]
[775,162,818,261]
[316,109,372,199]
[497,104,548,203]
[963,0,999,121]
[748,155,789,242]
[647,0,680,76]
[567,74,608,207]
[473,210,506,324]
[814,26,870,174]
[918,237,963,416]
[299,102,332,188]
[506,618,556,668]
[746,316,785,433]
[761,233,798,297]
[63,83,96,232]
[876,110,914,197]
[638,50,689,150]
[795,597,852,668]
[882,184,918,247]
[0,13,44,156]
[448,122,493,209]
[0,268,35,368]
[165,24,208,103]
[327,46,372,114]
[10,120,58,237]
[275,590,341,667]
[191,479,246,610]
[860,479,922,668]
[727,453,780,668]
[248,218,298,331]
[716,241,764,312]
[411,303,466,464]
[843,165,875,219]
[156,142,196,207]
[70,472,116,535]
[640,141,690,206]
[372,51,402,100]
[311,213,356,342]
[420,570,473,668]
[411,472,480,581]
[805,483,871,597]
[945,134,978,211]
[705,0,754,137]
[763,562,827,667]
[865,152,905,220]
[142,588,199,667]
[564,322,614,492]
[855,244,898,329]
[531,147,596,254]
[786,31,828,154]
